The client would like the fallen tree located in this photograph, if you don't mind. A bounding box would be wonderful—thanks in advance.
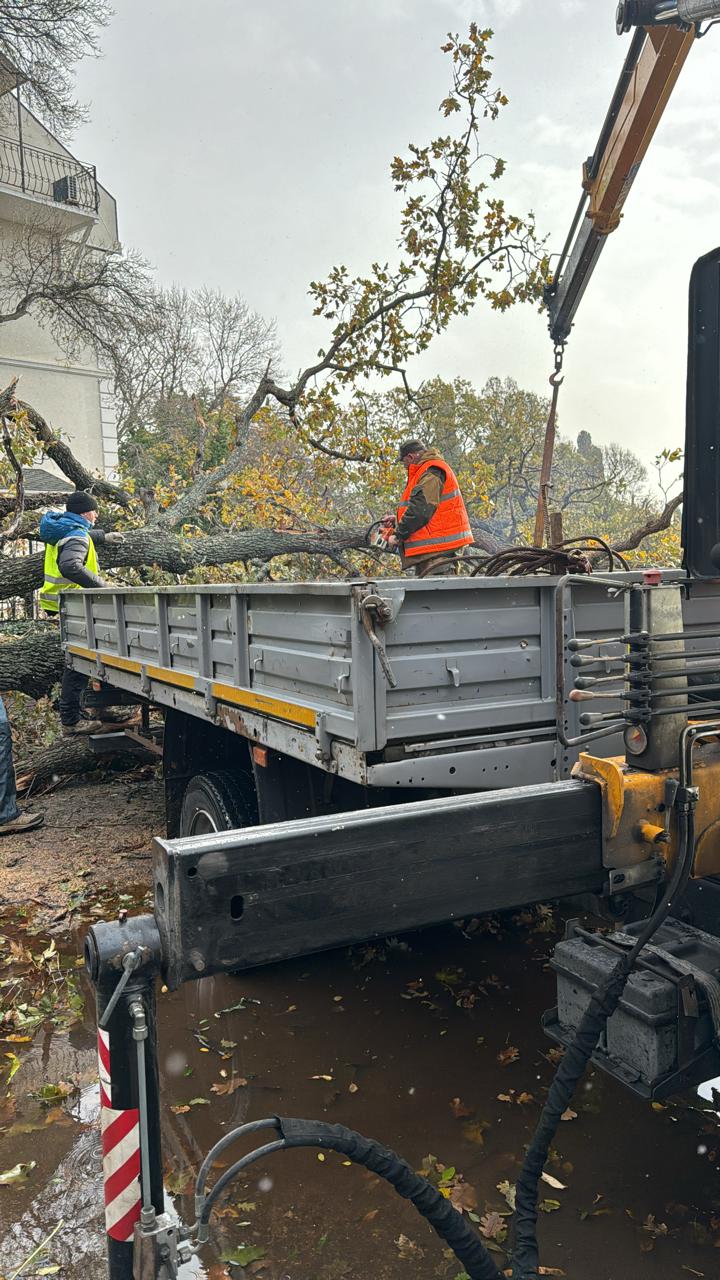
[0,25,683,780]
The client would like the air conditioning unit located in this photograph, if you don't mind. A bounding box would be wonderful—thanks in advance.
[53,175,80,206]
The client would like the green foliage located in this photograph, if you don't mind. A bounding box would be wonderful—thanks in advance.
[304,25,548,392]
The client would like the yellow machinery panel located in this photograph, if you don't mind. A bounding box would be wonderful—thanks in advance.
[575,743,720,880]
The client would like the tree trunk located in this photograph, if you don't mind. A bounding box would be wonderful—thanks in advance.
[0,624,63,697]
[16,735,156,791]
[0,520,509,602]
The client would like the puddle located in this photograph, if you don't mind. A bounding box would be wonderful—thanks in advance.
[2,908,720,1279]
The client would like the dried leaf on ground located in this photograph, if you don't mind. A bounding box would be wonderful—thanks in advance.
[497,1046,520,1067]
[539,1199,561,1213]
[0,1161,36,1184]
[560,1108,577,1121]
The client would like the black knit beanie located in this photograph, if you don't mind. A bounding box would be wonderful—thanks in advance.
[65,491,98,515]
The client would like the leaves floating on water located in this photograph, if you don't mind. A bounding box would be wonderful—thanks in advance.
[211,1077,248,1096]
[213,998,261,1018]
[221,1244,267,1265]
[395,1233,425,1259]
[435,967,465,988]
[541,1172,567,1191]
[171,1096,210,1113]
[35,1080,76,1106]
[449,1096,473,1119]
[479,1211,507,1243]
[3,1051,21,1089]
[462,1119,492,1146]
[497,1180,516,1211]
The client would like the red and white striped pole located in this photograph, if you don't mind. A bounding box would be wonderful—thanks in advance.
[86,915,164,1280]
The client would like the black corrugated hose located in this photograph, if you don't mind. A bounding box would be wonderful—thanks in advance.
[510,801,696,1279]
[196,1117,503,1279]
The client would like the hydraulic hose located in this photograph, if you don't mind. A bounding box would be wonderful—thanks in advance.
[510,801,696,1280]
[197,1117,503,1280]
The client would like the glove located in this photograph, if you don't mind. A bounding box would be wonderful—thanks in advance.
[104,532,126,544]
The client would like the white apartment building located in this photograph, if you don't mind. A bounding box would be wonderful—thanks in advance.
[0,51,120,479]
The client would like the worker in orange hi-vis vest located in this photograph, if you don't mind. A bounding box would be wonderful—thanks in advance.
[384,439,474,578]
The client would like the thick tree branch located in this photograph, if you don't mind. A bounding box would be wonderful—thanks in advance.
[306,436,372,463]
[0,491,75,520]
[609,492,683,556]
[0,415,25,544]
[0,516,506,603]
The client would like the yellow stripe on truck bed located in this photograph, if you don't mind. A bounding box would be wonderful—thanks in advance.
[67,645,142,675]
[211,681,317,729]
[66,645,317,730]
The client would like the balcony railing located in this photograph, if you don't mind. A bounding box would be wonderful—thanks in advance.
[0,134,98,214]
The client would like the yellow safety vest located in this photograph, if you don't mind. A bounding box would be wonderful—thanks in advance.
[39,534,99,614]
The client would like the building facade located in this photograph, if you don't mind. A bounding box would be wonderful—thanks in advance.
[0,53,120,478]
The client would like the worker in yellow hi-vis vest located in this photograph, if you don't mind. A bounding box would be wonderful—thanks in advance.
[39,492,125,736]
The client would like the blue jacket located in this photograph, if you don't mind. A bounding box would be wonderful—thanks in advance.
[39,510,106,589]
[39,510,94,545]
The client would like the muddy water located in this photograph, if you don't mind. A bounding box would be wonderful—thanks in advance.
[2,911,720,1280]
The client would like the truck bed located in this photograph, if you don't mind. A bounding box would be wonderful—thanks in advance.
[61,573,720,791]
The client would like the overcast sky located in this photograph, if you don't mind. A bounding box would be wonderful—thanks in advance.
[71,0,719,476]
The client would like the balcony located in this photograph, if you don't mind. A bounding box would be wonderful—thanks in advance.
[0,134,98,218]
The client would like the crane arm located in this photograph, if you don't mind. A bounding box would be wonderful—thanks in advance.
[546,3,720,345]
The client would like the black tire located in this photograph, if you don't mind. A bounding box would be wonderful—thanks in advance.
[179,771,251,837]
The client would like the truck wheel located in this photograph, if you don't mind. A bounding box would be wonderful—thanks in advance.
[179,771,250,836]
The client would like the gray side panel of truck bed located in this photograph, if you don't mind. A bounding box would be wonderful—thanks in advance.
[61,573,720,789]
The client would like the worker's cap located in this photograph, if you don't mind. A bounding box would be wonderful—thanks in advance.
[398,439,426,461]
[65,491,98,515]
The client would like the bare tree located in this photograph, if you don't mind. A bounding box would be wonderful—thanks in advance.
[0,0,111,137]
[0,209,154,367]
[113,286,278,443]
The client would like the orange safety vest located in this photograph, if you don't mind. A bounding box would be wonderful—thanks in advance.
[396,457,474,559]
